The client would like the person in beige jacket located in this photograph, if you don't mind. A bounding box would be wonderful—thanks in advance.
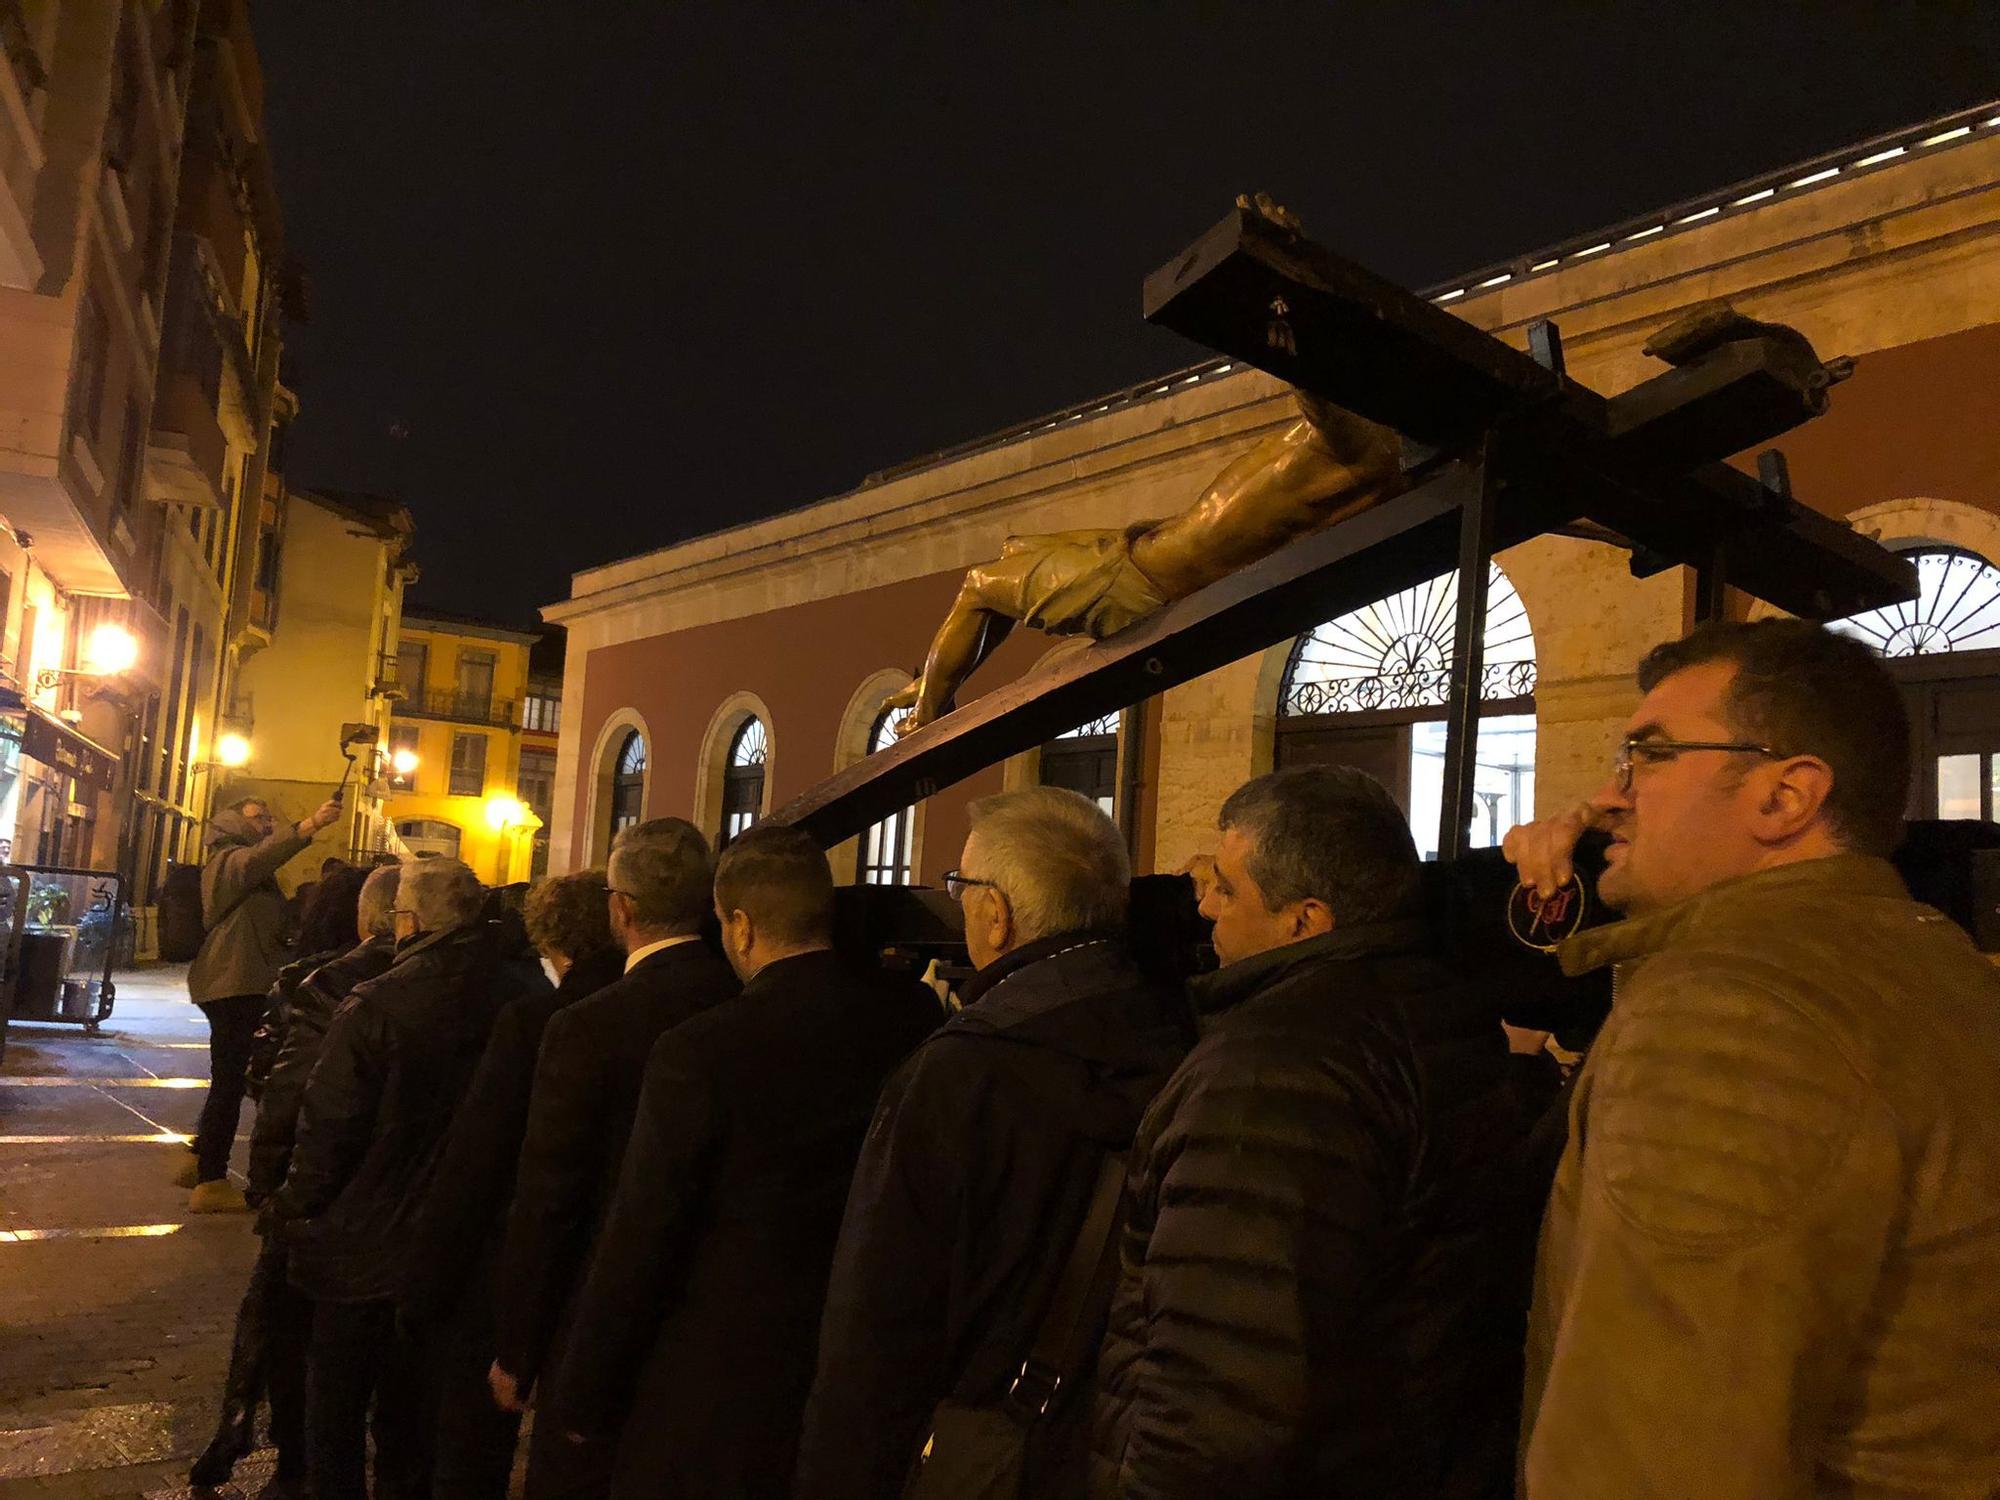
[181,793,341,1211]
[1504,618,2000,1499]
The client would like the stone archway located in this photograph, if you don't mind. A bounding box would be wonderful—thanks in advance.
[582,707,652,866]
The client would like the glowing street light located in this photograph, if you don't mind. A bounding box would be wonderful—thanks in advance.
[82,623,140,675]
[485,794,529,831]
[215,732,252,768]
[37,621,142,691]
[390,747,420,776]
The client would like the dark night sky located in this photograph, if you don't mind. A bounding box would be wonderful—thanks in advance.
[251,3,2000,626]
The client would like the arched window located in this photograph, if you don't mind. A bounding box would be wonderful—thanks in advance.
[1277,563,1535,859]
[608,729,646,844]
[859,706,915,884]
[721,716,767,848]
[1039,711,1121,818]
[395,818,461,860]
[1830,546,2000,657]
[1832,545,2000,819]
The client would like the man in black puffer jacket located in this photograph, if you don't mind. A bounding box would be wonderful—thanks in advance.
[1092,768,1538,1500]
[191,866,404,1497]
[401,871,627,1500]
[246,867,403,1206]
[267,859,548,1500]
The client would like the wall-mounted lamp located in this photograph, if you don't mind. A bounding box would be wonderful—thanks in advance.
[36,623,140,691]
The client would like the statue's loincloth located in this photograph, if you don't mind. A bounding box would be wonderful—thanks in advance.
[992,522,1169,639]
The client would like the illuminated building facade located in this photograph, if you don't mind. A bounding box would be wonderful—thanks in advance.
[383,610,544,887]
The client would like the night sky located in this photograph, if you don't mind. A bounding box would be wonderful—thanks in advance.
[252,4,2000,626]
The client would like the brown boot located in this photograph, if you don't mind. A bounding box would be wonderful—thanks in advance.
[189,1180,250,1213]
[172,1155,201,1189]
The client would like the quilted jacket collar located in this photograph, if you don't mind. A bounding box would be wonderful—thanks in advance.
[1557,852,1908,977]
[1189,916,1427,1019]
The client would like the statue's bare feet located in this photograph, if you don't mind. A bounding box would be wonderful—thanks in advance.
[1237,191,1305,235]
[880,677,921,713]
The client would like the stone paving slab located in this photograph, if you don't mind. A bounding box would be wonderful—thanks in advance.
[0,970,261,1499]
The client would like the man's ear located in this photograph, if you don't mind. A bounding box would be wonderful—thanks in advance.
[986,888,1015,953]
[725,907,753,951]
[1293,897,1335,940]
[1756,755,1836,843]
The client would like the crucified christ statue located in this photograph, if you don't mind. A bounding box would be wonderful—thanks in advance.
[883,388,1407,731]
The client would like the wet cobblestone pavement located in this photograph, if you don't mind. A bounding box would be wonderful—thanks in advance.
[0,968,267,1499]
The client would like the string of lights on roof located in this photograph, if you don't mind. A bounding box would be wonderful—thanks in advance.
[1427,98,2000,306]
[868,99,1997,490]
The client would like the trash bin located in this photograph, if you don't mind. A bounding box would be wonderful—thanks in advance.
[13,929,68,1021]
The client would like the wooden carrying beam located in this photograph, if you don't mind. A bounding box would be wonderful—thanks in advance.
[1144,202,1913,618]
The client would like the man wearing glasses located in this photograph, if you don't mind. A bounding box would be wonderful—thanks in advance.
[796,787,1188,1499]
[1505,619,2000,1497]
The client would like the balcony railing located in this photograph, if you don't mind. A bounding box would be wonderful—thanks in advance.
[399,688,518,729]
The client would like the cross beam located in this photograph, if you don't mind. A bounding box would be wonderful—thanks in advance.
[771,206,1917,856]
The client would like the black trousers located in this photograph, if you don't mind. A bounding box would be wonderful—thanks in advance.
[307,1297,432,1500]
[194,994,263,1182]
[429,1270,523,1500]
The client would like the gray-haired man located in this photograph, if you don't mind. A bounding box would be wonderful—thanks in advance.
[269,858,547,1500]
[797,787,1189,1499]
[1091,767,1536,1500]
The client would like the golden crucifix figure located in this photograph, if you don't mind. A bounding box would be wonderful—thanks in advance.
[883,389,1408,731]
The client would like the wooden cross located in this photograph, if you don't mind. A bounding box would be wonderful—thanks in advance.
[772,202,1916,861]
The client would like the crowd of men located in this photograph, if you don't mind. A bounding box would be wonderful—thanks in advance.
[175,617,2000,1500]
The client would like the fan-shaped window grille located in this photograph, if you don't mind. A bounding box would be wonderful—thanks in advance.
[1277,564,1536,860]
[1831,547,2000,657]
[1281,563,1535,716]
[1041,712,1120,817]
[859,705,915,884]
[721,717,768,848]
[608,730,646,842]
[1057,712,1121,739]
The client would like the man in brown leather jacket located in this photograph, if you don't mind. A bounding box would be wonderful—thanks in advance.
[1505,619,2000,1498]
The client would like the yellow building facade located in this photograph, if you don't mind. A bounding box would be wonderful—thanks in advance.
[385,611,542,886]
[222,487,414,892]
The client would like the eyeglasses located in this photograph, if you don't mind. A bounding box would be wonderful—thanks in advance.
[941,870,1000,903]
[1615,736,1782,795]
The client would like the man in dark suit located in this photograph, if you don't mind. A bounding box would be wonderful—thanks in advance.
[488,819,738,1500]
[540,824,941,1499]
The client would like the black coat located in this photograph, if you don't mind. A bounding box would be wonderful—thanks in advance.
[267,921,549,1303]
[491,939,740,1386]
[400,946,628,1326]
[793,933,1190,1500]
[542,949,941,1499]
[245,946,344,1102]
[245,937,398,1204]
[1091,921,1540,1500]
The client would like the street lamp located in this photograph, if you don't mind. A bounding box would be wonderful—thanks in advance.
[215,732,252,768]
[484,793,528,831]
[390,747,419,777]
[37,622,140,691]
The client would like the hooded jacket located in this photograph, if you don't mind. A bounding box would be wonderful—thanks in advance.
[245,935,400,1204]
[187,808,313,1004]
[268,920,548,1303]
[793,932,1190,1500]
[1523,854,2000,1499]
[1092,920,1538,1500]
